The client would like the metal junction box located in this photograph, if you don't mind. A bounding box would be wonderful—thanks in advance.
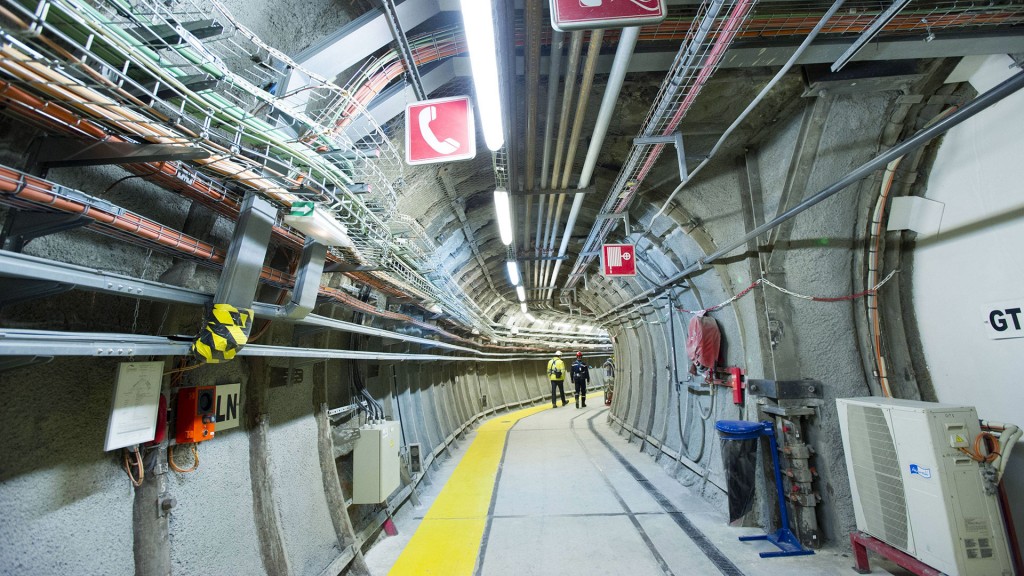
[352,421,401,504]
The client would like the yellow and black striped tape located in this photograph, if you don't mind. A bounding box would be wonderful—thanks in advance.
[190,304,254,363]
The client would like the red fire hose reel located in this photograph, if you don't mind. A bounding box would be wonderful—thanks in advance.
[685,315,745,404]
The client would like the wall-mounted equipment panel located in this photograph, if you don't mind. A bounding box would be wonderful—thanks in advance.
[175,386,217,444]
[353,421,401,504]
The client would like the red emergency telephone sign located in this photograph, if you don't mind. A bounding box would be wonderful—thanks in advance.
[601,244,636,276]
[405,96,476,165]
[549,0,667,31]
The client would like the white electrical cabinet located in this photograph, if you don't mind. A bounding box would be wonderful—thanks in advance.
[352,421,401,505]
[837,397,1012,576]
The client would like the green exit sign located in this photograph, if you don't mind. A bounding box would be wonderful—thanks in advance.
[290,202,315,217]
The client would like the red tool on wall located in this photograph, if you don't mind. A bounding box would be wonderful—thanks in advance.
[685,315,745,404]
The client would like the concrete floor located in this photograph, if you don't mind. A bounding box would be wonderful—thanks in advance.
[365,402,901,576]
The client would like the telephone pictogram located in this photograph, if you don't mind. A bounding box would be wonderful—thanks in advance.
[417,106,460,155]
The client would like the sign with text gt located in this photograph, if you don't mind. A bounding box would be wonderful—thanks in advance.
[982,299,1024,339]
[550,0,667,31]
[601,244,636,277]
[405,96,476,165]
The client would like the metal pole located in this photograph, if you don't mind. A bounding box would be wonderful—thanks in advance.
[547,26,640,299]
[597,70,1024,322]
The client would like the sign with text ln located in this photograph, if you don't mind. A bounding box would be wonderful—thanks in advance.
[550,0,667,31]
[405,96,476,165]
[215,383,241,431]
[602,244,636,277]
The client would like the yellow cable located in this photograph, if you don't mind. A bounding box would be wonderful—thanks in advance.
[123,446,144,487]
[169,443,200,473]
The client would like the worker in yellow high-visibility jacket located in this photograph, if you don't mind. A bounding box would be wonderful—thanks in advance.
[547,351,567,408]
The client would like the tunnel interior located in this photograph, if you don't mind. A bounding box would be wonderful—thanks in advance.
[0,0,1022,574]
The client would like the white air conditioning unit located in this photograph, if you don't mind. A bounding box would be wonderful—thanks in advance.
[837,397,1012,576]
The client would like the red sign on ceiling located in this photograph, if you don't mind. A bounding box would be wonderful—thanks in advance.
[549,0,667,31]
[405,96,476,165]
[602,244,636,277]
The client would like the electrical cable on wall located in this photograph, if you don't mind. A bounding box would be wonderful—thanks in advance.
[122,445,144,487]
[609,270,899,327]
[169,444,200,474]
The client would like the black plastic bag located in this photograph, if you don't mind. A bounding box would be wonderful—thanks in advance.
[720,437,758,523]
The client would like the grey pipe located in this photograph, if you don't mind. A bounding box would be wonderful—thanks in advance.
[540,31,585,296]
[535,32,565,289]
[523,0,542,272]
[546,26,640,299]
[543,30,605,299]
[598,69,1024,321]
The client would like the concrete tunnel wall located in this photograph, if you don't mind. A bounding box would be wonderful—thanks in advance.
[0,340,590,574]
[591,87,908,545]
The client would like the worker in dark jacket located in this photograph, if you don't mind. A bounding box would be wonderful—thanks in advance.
[571,351,590,408]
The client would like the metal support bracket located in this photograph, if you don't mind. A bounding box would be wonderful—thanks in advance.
[831,0,913,72]
[26,137,210,175]
[634,133,688,181]
[596,212,631,236]
[213,193,276,309]
[282,238,327,320]
[0,210,90,252]
[381,0,426,101]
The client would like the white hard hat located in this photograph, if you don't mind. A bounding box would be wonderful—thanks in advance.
[555,350,562,356]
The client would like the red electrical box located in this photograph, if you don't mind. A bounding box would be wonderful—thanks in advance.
[175,386,216,444]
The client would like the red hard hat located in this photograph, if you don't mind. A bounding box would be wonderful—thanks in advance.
[576,351,583,358]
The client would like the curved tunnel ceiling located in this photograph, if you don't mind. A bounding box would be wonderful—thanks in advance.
[264,0,1007,340]
[261,0,1022,346]
[2,0,1021,353]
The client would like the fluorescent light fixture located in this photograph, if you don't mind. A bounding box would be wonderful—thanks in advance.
[494,188,513,245]
[506,260,520,285]
[516,285,526,302]
[520,302,527,313]
[283,204,354,247]
[459,0,504,151]
[524,313,537,322]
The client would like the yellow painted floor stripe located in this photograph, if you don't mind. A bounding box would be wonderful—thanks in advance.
[388,393,603,575]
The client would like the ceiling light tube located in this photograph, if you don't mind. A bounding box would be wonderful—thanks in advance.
[520,302,528,313]
[494,188,513,245]
[506,260,520,285]
[283,204,354,247]
[460,0,504,151]
[516,285,526,302]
